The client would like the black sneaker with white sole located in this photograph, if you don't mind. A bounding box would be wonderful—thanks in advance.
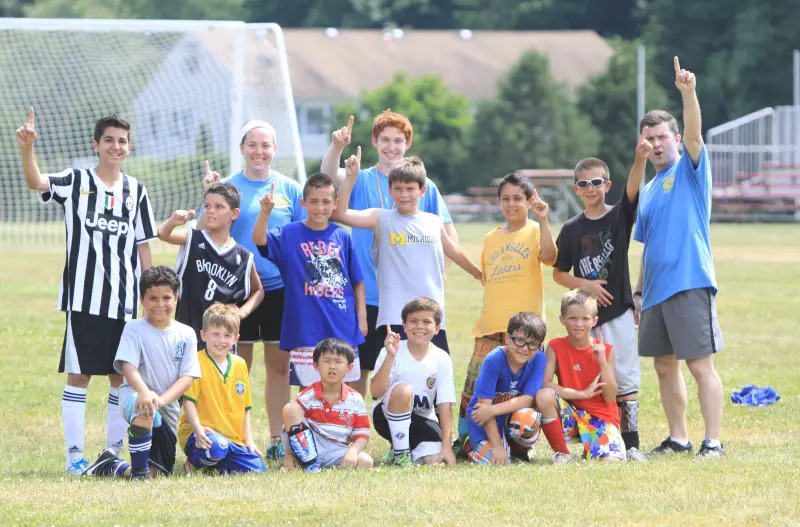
[696,439,725,458]
[81,448,120,477]
[650,437,693,455]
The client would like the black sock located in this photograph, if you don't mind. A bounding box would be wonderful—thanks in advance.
[622,431,639,450]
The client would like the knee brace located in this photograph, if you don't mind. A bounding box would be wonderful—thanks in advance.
[287,424,319,467]
[618,401,639,433]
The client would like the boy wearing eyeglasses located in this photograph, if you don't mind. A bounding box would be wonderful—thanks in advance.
[456,172,557,449]
[465,312,547,465]
[551,131,651,462]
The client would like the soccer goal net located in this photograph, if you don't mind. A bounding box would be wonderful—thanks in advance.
[0,19,305,246]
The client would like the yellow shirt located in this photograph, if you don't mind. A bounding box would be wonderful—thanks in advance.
[178,351,252,448]
[472,220,557,337]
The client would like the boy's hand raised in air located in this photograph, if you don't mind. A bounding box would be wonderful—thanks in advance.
[531,189,549,222]
[591,333,607,365]
[344,145,361,180]
[384,324,400,358]
[332,115,354,149]
[168,209,196,226]
[201,160,221,192]
[259,183,276,215]
[673,56,696,95]
[16,107,37,150]
[636,126,653,161]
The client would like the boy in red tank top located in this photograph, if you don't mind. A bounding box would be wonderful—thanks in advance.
[536,290,626,462]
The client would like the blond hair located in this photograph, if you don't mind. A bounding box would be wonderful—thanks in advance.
[202,303,241,334]
[560,289,598,317]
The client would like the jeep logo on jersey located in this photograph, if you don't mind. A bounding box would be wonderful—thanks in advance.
[85,212,130,236]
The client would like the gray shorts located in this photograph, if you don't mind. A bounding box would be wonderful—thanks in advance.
[592,309,640,396]
[638,287,723,360]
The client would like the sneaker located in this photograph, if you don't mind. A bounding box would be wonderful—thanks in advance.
[696,440,725,458]
[626,447,648,462]
[380,449,394,465]
[129,470,151,481]
[452,436,469,460]
[552,452,573,464]
[81,449,118,476]
[265,441,285,461]
[66,458,89,475]
[304,460,323,473]
[650,437,693,455]
[393,451,415,468]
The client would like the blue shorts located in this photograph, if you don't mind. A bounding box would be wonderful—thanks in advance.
[184,431,267,474]
[120,388,163,428]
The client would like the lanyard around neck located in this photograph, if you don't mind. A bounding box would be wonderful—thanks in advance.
[373,167,394,210]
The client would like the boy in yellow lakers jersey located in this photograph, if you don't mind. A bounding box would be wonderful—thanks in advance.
[178,304,266,474]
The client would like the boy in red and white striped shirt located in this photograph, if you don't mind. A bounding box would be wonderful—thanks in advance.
[282,338,373,472]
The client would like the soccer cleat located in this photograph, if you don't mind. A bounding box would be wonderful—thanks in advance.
[650,437,693,455]
[626,447,648,462]
[81,448,119,476]
[696,440,725,458]
[551,452,573,464]
[67,458,89,475]
[452,436,470,460]
[183,458,193,476]
[129,470,151,481]
[393,451,415,468]
[380,449,394,465]
[265,441,285,461]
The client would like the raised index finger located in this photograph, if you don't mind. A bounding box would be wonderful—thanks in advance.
[28,106,35,127]
[641,126,649,140]
[205,160,212,175]
[346,115,354,134]
[673,56,681,74]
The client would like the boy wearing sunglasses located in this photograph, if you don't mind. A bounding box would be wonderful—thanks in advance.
[550,131,651,462]
[465,312,547,464]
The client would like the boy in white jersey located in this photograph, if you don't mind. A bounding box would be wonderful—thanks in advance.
[16,109,158,473]
[82,266,200,479]
[371,298,457,467]
[332,149,481,352]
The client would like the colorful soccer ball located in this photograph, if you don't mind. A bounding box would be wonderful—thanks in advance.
[505,408,542,442]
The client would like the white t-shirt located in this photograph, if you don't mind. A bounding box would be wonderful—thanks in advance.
[372,341,456,422]
[114,318,201,431]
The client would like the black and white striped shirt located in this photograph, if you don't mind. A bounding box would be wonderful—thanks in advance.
[39,168,158,321]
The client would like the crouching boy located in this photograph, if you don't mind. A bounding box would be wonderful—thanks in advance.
[179,304,267,474]
[282,338,373,472]
[537,290,626,463]
[465,312,547,464]
[82,266,201,479]
[371,297,457,467]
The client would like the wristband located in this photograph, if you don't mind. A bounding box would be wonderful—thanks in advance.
[633,291,642,298]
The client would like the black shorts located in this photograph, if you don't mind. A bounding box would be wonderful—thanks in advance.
[373,402,442,449]
[59,311,126,375]
[149,424,177,476]
[239,288,285,344]
[359,305,450,370]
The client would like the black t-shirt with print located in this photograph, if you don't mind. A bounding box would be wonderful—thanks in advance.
[554,191,638,326]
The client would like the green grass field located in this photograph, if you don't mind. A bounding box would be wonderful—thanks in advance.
[1,223,799,526]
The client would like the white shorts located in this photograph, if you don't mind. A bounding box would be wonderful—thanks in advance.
[378,383,442,462]
[591,309,640,396]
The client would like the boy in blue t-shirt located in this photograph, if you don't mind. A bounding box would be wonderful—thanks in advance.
[465,312,547,464]
[252,173,366,387]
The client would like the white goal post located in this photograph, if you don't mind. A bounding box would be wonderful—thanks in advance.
[0,18,305,246]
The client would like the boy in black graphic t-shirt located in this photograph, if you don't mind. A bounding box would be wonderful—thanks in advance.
[553,129,653,461]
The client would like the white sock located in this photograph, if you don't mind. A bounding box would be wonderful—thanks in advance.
[387,410,412,458]
[62,386,87,467]
[669,436,689,447]
[106,387,126,452]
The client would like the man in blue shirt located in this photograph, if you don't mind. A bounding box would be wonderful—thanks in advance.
[320,111,457,396]
[634,57,724,458]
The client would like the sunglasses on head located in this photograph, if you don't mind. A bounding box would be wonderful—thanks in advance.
[575,178,606,188]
